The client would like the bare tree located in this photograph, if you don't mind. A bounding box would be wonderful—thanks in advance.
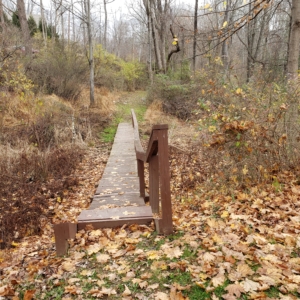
[103,0,115,49]
[0,0,5,35]
[193,0,198,73]
[84,0,95,106]
[287,0,300,79]
[17,0,32,56]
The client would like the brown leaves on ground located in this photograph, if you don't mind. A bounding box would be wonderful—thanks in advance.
[2,99,300,299]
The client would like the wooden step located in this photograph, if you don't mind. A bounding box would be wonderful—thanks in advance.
[77,205,152,230]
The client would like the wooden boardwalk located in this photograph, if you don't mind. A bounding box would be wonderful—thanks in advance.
[54,112,173,256]
[77,123,152,230]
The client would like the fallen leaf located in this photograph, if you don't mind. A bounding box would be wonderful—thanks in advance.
[24,290,35,300]
[122,285,131,296]
[225,283,245,297]
[155,291,169,300]
[96,253,110,263]
[62,261,76,272]
[0,285,15,297]
[101,287,117,295]
[148,283,159,290]
[241,278,261,292]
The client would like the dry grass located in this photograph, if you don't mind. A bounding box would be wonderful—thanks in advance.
[76,87,119,115]
[0,87,119,249]
[144,100,198,150]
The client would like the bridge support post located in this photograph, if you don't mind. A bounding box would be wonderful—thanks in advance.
[137,159,145,199]
[53,223,77,256]
[156,128,173,235]
[149,154,159,213]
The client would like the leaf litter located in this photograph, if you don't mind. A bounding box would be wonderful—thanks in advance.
[1,105,300,299]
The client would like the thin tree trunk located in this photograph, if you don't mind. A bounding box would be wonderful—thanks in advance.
[149,0,163,71]
[81,0,86,45]
[246,1,254,82]
[85,0,95,106]
[167,24,180,71]
[103,0,107,49]
[40,0,47,45]
[157,0,166,73]
[0,0,6,35]
[193,0,198,73]
[147,0,153,83]
[68,8,70,45]
[221,0,229,74]
[72,0,75,41]
[61,8,65,45]
[287,0,300,79]
[17,0,32,56]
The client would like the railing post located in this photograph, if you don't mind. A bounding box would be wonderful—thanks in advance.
[155,128,173,234]
[137,159,145,199]
[53,223,77,256]
[149,153,159,213]
[131,109,173,235]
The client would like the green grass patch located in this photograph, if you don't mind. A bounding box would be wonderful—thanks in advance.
[182,246,197,259]
[169,270,192,286]
[184,285,210,300]
[265,286,280,298]
[214,279,231,298]
[167,231,185,241]
[100,95,147,143]
[100,125,117,143]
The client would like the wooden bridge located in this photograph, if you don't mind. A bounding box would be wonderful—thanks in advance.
[54,110,173,255]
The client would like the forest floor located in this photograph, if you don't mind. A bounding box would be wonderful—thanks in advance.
[1,91,300,300]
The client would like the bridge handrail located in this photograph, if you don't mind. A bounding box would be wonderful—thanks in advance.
[131,109,173,235]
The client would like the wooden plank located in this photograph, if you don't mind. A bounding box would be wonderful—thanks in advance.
[78,205,152,221]
[157,129,173,234]
[78,218,152,230]
[137,159,145,198]
[149,154,159,214]
[53,223,77,256]
[89,193,145,209]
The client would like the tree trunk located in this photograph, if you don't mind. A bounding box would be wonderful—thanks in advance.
[287,0,300,79]
[0,0,5,35]
[103,0,107,49]
[167,24,180,71]
[61,8,65,45]
[144,0,153,82]
[72,0,75,41]
[40,0,47,45]
[193,0,198,73]
[17,0,32,56]
[149,0,163,71]
[246,1,254,82]
[85,0,95,106]
[157,0,167,73]
[221,0,230,75]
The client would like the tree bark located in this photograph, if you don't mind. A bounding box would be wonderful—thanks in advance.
[193,0,198,73]
[221,0,230,75]
[85,0,95,106]
[287,0,300,80]
[40,0,47,45]
[149,0,163,71]
[103,0,107,49]
[167,24,180,71]
[146,0,153,83]
[0,0,5,35]
[17,0,32,56]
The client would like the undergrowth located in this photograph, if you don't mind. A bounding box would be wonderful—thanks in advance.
[148,68,300,188]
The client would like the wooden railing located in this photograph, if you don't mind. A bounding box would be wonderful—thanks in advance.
[131,109,173,235]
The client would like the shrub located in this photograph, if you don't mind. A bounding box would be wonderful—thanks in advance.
[27,42,88,100]
[195,75,300,187]
[94,45,147,91]
[147,74,197,119]
[0,143,84,248]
